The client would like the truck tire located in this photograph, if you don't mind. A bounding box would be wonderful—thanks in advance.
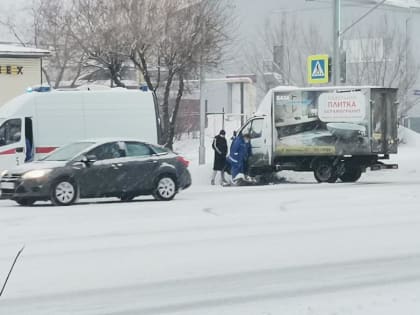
[255,173,274,185]
[314,160,338,183]
[339,167,362,183]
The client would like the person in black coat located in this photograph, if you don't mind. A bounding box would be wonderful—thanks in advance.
[211,129,228,185]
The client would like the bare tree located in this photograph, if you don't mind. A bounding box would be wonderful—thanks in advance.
[345,15,419,117]
[123,0,233,148]
[246,13,419,117]
[3,0,233,148]
[32,0,87,88]
[69,0,133,88]
[245,14,328,97]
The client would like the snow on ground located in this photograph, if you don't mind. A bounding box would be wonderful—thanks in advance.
[0,128,419,314]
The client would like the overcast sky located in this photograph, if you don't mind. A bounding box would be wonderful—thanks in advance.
[1,0,419,87]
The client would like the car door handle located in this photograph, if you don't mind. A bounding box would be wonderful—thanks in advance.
[111,163,123,169]
[148,160,158,164]
[15,147,24,153]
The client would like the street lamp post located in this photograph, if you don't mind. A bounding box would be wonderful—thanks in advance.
[199,59,206,165]
[333,0,342,85]
[331,0,390,85]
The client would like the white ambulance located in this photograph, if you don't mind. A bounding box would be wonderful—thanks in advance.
[0,87,158,172]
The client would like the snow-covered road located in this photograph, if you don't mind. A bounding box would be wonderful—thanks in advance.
[1,167,420,314]
[1,128,420,314]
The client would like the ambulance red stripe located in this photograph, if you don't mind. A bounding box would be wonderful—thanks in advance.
[0,147,57,155]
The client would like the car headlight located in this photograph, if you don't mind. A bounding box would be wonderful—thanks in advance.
[22,169,52,180]
[1,170,8,178]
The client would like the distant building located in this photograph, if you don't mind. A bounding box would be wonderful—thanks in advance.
[403,103,420,133]
[0,44,50,106]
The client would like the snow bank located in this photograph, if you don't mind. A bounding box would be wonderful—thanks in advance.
[399,126,420,147]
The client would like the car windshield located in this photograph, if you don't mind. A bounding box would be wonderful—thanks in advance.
[42,142,96,161]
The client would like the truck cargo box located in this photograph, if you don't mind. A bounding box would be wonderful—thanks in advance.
[272,87,398,157]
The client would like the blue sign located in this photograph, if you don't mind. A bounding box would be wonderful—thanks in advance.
[307,54,329,84]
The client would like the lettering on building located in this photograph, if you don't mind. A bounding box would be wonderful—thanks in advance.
[0,65,24,75]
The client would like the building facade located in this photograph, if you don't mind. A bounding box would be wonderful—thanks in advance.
[0,44,50,106]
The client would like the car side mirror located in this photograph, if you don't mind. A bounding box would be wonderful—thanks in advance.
[81,155,97,165]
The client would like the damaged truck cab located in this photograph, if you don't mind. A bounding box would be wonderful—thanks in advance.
[238,86,399,183]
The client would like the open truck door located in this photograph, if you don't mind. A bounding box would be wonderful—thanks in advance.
[370,88,398,154]
[239,117,272,171]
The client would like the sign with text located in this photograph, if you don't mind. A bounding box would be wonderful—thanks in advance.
[318,92,366,123]
[0,65,24,75]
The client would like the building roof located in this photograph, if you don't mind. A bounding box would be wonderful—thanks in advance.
[0,44,50,58]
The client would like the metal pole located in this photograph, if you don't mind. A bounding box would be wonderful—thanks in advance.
[222,107,225,130]
[240,82,244,125]
[405,8,411,113]
[199,61,206,165]
[227,83,233,113]
[333,0,341,85]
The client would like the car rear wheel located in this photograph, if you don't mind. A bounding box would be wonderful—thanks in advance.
[51,179,78,206]
[153,176,177,201]
[15,198,36,206]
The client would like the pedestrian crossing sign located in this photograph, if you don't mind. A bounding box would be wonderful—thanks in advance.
[308,54,329,84]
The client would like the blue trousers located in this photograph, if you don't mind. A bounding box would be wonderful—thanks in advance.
[228,157,245,178]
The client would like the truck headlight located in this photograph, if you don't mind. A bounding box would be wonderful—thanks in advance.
[22,169,52,180]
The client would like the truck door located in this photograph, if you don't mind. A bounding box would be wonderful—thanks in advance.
[0,118,26,170]
[371,89,398,154]
[241,117,271,168]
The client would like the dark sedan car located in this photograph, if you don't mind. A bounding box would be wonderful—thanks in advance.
[0,139,191,206]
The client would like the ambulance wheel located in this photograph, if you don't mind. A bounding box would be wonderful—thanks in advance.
[339,167,362,183]
[314,160,337,183]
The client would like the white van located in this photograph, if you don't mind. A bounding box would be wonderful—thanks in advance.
[0,87,158,172]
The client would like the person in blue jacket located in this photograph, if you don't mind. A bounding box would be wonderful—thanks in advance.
[228,133,252,181]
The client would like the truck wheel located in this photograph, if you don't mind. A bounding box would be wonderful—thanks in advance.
[314,161,337,183]
[15,198,36,206]
[153,175,177,201]
[255,173,273,185]
[50,179,78,206]
[339,167,362,183]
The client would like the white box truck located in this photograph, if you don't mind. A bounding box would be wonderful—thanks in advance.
[0,87,158,172]
[237,86,399,183]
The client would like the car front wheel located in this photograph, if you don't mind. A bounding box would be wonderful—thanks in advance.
[51,179,78,206]
[153,176,177,201]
